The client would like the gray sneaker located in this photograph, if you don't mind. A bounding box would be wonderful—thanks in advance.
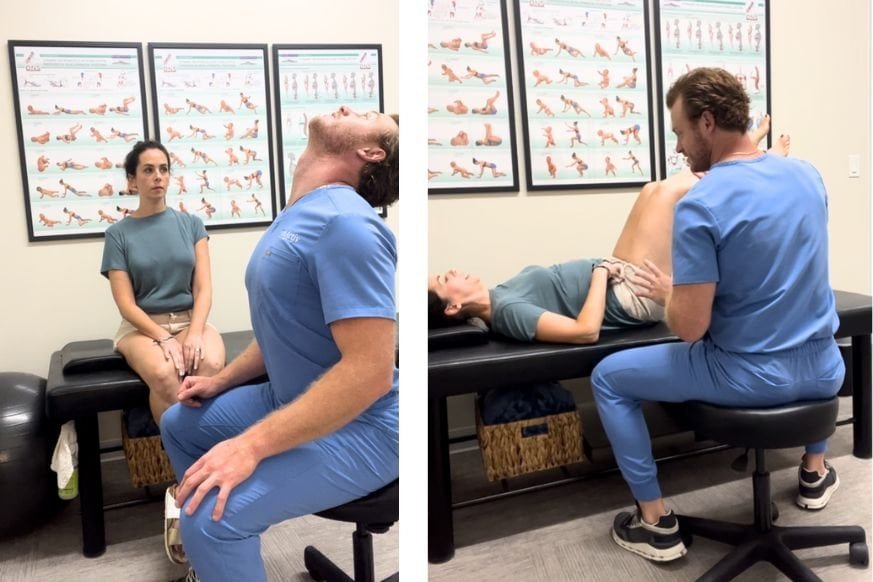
[796,460,840,510]
[611,508,687,562]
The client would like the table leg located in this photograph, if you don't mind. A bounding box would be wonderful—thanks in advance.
[852,334,871,459]
[429,397,455,563]
[75,413,106,557]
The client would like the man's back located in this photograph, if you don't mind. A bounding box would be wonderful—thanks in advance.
[612,170,699,273]
[673,154,837,352]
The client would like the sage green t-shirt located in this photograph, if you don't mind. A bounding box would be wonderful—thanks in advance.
[101,208,208,313]
[489,259,645,341]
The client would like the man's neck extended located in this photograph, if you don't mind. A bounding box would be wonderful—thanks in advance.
[288,151,359,207]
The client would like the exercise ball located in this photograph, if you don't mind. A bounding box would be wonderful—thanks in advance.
[0,372,63,538]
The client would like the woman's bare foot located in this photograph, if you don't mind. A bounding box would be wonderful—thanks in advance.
[769,133,791,157]
[750,113,770,146]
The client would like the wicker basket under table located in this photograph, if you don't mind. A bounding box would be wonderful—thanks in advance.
[476,399,585,481]
[121,419,175,488]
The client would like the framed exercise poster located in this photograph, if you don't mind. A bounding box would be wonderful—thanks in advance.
[514,0,655,190]
[148,43,276,228]
[8,40,148,241]
[655,0,770,176]
[427,0,519,194]
[272,44,384,210]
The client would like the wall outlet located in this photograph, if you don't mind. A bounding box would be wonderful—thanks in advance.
[848,154,861,178]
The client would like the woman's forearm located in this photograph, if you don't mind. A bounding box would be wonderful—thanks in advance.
[189,280,212,334]
[575,266,610,337]
[116,300,171,341]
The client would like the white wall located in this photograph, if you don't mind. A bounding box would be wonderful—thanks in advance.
[429,0,872,436]
[0,0,399,378]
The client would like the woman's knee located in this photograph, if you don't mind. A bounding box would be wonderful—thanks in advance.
[142,361,182,395]
[197,355,225,377]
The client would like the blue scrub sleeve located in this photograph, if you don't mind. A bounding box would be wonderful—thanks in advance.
[314,213,396,324]
[672,198,721,286]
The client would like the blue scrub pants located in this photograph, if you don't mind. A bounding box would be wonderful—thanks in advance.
[591,337,844,502]
[160,382,398,582]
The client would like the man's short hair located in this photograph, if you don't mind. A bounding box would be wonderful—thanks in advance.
[357,113,399,208]
[665,67,749,133]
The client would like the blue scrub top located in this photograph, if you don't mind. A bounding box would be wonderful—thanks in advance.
[245,185,398,425]
[672,154,838,353]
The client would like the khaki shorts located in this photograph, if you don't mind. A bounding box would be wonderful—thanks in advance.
[602,257,665,323]
[113,310,202,348]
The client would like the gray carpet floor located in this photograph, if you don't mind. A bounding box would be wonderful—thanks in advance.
[430,399,872,581]
[0,455,398,581]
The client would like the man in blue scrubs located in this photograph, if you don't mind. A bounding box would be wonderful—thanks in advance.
[591,68,843,562]
[160,106,399,581]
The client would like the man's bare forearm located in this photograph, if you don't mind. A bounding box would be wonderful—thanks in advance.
[241,355,392,461]
[212,339,267,391]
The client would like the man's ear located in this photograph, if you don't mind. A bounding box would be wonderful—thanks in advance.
[699,110,716,133]
[356,146,386,164]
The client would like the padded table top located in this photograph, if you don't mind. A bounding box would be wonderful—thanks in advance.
[46,330,254,421]
[429,290,872,399]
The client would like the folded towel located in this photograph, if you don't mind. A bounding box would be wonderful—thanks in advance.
[50,421,79,499]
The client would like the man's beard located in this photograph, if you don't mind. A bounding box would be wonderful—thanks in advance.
[309,116,359,155]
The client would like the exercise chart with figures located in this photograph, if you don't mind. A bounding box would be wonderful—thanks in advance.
[8,42,148,241]
[656,0,770,177]
[428,0,519,194]
[515,0,655,189]
[149,44,276,228]
[273,45,383,208]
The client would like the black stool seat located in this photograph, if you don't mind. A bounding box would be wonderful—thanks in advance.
[305,479,399,582]
[667,398,838,449]
[316,479,399,526]
[665,397,868,581]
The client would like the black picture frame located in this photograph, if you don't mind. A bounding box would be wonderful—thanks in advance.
[654,0,771,177]
[148,43,276,228]
[272,44,385,214]
[513,0,656,190]
[427,0,519,195]
[9,40,148,241]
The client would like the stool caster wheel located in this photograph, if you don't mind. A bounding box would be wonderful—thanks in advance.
[771,502,779,522]
[849,542,869,566]
[304,546,327,581]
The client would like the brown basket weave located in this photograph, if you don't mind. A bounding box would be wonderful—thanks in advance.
[121,418,175,488]
[476,400,584,481]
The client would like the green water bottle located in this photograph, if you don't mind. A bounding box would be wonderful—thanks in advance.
[59,468,79,500]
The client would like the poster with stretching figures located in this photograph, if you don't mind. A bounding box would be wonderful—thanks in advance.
[428,0,519,194]
[514,0,655,190]
[273,44,384,212]
[8,41,148,241]
[655,0,770,176]
[149,44,276,229]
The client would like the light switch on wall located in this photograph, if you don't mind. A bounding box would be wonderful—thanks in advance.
[848,154,861,178]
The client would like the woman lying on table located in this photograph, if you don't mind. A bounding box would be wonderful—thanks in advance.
[427,118,788,344]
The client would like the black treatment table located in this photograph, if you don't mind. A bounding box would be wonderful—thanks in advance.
[46,330,255,557]
[427,290,872,563]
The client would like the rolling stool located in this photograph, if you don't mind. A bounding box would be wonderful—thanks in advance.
[304,479,398,582]
[666,397,868,581]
